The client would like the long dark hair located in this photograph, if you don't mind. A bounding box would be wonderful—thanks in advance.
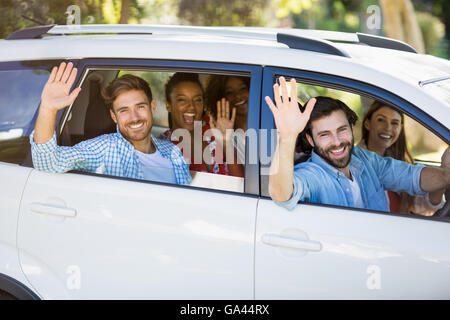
[362,101,415,212]
[362,101,414,164]
[204,75,250,118]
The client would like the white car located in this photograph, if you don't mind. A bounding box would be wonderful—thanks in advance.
[0,24,449,300]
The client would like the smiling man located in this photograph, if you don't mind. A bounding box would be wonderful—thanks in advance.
[265,77,449,212]
[31,62,191,185]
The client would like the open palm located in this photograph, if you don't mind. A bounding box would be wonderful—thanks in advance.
[41,62,81,111]
[265,77,315,139]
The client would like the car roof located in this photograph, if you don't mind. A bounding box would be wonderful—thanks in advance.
[1,24,449,126]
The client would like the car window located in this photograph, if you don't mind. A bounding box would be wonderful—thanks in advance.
[60,67,252,193]
[0,68,49,164]
[263,76,448,218]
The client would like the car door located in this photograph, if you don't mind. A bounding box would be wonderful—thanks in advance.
[0,60,73,294]
[17,59,262,299]
[255,67,450,299]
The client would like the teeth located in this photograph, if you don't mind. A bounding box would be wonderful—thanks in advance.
[379,134,392,139]
[184,113,195,117]
[130,122,143,129]
[235,100,246,106]
[330,147,345,154]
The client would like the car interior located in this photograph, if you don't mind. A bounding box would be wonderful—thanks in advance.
[59,68,250,193]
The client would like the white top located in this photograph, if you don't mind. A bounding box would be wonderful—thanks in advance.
[232,131,246,165]
[348,172,364,209]
[136,149,176,184]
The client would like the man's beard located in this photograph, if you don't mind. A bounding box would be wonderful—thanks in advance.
[313,137,354,169]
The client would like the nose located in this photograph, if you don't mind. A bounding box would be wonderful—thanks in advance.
[129,108,140,121]
[330,133,342,147]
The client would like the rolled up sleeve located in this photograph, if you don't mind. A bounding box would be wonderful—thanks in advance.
[274,175,306,211]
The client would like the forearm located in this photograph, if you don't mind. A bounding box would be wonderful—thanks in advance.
[33,105,58,144]
[420,166,450,193]
[268,135,297,202]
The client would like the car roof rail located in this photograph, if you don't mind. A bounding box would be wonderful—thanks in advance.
[6,25,55,40]
[5,24,416,56]
[277,33,350,58]
[356,32,417,53]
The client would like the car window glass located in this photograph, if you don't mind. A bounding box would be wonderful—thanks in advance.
[62,68,251,193]
[264,76,448,218]
[0,69,49,164]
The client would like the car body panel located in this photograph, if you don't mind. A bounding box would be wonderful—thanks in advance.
[18,170,257,299]
[0,163,38,297]
[255,199,450,299]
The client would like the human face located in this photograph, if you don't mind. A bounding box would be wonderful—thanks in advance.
[224,77,249,117]
[167,81,203,132]
[110,89,155,146]
[307,110,354,169]
[364,106,402,155]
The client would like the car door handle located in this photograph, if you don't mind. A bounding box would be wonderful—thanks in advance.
[261,233,322,252]
[30,202,77,218]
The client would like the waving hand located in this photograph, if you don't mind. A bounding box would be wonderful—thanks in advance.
[40,62,81,112]
[265,77,315,139]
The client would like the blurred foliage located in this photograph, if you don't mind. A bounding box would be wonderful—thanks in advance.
[288,0,375,32]
[177,0,270,26]
[0,0,148,38]
[416,11,445,56]
[412,0,450,58]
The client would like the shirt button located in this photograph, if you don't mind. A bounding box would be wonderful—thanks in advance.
[346,188,350,192]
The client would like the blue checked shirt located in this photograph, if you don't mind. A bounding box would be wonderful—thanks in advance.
[30,127,192,185]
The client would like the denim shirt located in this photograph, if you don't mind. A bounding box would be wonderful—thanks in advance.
[277,146,425,211]
[30,126,192,185]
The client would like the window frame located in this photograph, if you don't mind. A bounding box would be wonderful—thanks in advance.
[0,59,80,166]
[56,58,263,196]
[260,66,449,222]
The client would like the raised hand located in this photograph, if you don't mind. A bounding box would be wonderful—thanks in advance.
[265,76,315,139]
[40,62,81,112]
[209,98,236,143]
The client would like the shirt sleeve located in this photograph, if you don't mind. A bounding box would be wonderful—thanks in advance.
[273,172,308,211]
[364,149,426,197]
[30,130,108,173]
